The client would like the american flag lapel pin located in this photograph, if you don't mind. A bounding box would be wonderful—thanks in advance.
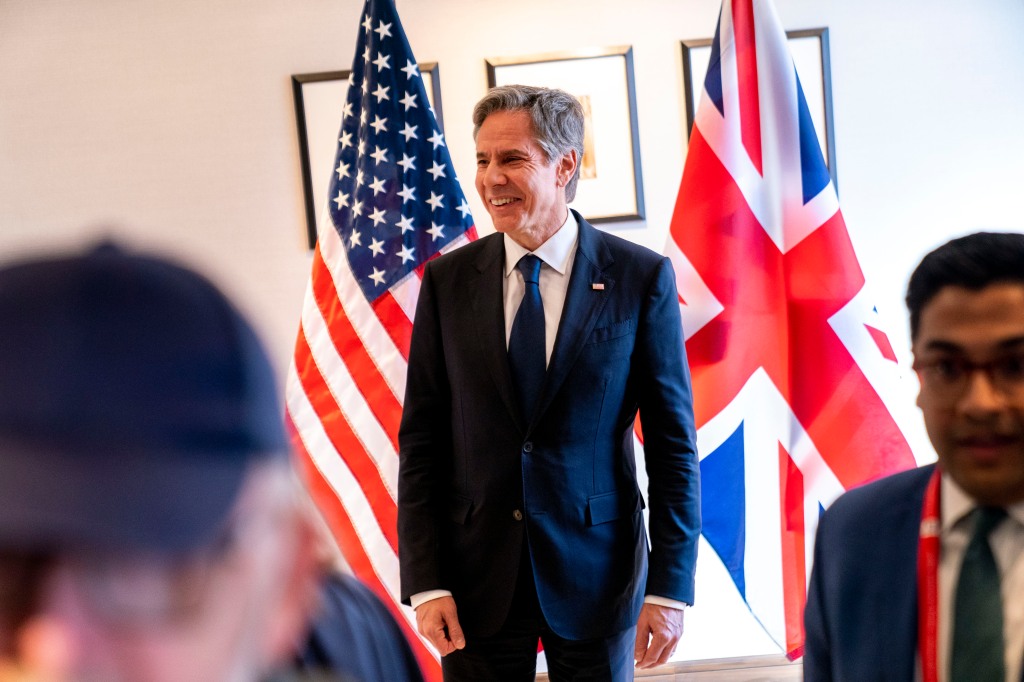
[591,282,605,291]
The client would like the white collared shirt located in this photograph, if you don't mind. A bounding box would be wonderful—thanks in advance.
[937,475,1024,682]
[502,210,578,365]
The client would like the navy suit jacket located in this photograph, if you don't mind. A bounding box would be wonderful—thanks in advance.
[804,465,935,681]
[397,213,700,640]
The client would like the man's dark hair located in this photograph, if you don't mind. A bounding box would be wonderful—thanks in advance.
[906,231,1024,341]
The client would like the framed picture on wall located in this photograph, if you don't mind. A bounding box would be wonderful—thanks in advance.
[291,64,443,249]
[681,27,838,189]
[485,46,645,224]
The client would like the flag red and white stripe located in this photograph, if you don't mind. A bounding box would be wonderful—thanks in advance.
[286,0,475,678]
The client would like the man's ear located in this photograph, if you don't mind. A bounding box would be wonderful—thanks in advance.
[261,508,323,667]
[557,149,578,187]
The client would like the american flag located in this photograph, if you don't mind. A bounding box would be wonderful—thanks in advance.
[285,0,474,677]
[667,0,916,659]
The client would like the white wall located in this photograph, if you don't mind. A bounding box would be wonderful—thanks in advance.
[2,0,1023,664]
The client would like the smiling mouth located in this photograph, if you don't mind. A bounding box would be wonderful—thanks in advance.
[489,197,518,206]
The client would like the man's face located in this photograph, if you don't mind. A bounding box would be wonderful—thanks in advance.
[913,283,1024,506]
[475,109,577,250]
[0,468,316,682]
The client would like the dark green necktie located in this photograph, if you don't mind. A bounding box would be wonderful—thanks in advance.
[950,506,1007,682]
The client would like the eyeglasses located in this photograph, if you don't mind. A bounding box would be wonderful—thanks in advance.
[913,353,1024,401]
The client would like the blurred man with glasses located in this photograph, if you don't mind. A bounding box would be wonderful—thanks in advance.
[0,242,324,682]
[804,232,1024,681]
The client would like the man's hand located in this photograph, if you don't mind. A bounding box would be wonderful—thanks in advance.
[633,603,684,669]
[415,596,466,656]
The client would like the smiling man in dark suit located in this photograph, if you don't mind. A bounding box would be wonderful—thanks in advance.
[397,85,701,681]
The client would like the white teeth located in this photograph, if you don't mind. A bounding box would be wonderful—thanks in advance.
[490,197,515,206]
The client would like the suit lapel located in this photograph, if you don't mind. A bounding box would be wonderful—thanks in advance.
[469,235,525,431]
[531,217,615,427]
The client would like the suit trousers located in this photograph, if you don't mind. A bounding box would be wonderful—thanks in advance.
[441,546,637,682]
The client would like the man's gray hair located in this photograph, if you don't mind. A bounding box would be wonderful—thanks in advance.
[472,84,585,202]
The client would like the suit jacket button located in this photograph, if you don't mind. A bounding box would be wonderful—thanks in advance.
[512,509,523,521]
[523,442,533,453]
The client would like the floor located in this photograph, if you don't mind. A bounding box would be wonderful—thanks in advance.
[537,655,803,681]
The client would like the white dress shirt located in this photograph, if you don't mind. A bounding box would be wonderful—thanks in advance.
[501,210,577,364]
[937,475,1024,682]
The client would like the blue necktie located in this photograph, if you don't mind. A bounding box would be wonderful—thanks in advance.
[508,255,545,422]
[951,506,1007,682]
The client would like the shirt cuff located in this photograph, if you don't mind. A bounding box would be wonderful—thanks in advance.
[410,589,453,610]
[644,595,690,610]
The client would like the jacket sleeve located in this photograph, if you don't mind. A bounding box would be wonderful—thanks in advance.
[634,256,701,604]
[397,261,452,603]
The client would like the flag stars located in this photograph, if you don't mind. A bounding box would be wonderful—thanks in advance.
[357,139,367,156]
[428,130,445,149]
[426,192,444,211]
[397,244,415,264]
[397,153,416,173]
[355,169,366,187]
[428,161,446,180]
[401,123,418,141]
[400,91,418,110]
[370,146,388,165]
[373,53,391,71]
[341,101,354,120]
[374,20,392,40]
[369,176,386,195]
[352,199,364,218]
[373,84,390,103]
[339,130,353,149]
[333,190,350,210]
[362,15,372,32]
[362,46,371,64]
[370,115,388,134]
[369,267,386,286]
[397,215,415,233]
[457,199,472,219]
[369,238,385,257]
[349,229,362,248]
[336,161,351,180]
[427,222,445,241]
[398,184,416,203]
[369,207,387,227]
[401,60,419,79]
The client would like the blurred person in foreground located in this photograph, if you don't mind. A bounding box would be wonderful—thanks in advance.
[0,242,419,682]
[803,232,1024,681]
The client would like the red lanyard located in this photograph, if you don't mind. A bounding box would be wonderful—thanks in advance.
[918,467,942,682]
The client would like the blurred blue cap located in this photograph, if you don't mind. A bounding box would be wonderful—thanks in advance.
[0,241,289,553]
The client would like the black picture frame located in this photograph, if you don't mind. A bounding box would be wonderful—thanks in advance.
[291,64,444,249]
[485,46,645,224]
[681,27,838,190]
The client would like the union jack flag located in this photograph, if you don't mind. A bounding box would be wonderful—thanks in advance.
[285,0,474,678]
[668,0,916,658]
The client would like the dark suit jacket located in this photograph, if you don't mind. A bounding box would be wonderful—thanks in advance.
[803,465,935,681]
[397,213,700,640]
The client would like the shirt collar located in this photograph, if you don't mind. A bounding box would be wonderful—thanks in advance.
[941,471,1024,530]
[503,210,578,278]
